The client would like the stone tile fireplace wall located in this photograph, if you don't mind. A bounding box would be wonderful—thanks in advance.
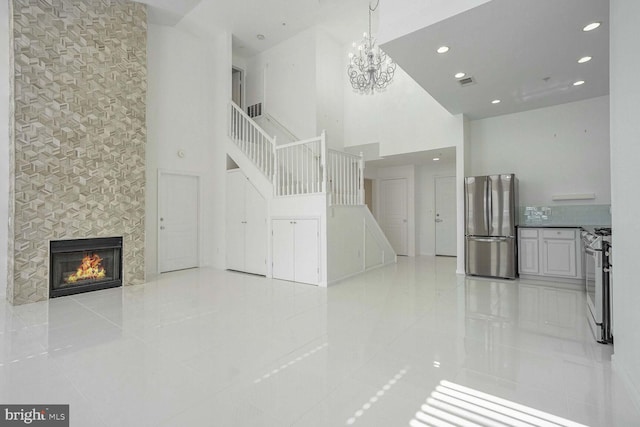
[7,0,147,304]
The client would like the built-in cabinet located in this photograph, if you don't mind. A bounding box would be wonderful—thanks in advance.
[226,169,267,275]
[272,218,319,285]
[518,228,583,282]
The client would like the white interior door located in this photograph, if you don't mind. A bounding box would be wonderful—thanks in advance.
[293,219,319,285]
[226,170,246,271]
[435,176,457,256]
[272,219,295,281]
[244,179,267,275]
[159,171,199,273]
[380,178,408,256]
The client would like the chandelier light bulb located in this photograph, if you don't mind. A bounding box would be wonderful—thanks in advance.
[348,52,354,58]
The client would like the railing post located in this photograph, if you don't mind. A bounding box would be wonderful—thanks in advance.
[321,130,327,194]
[359,151,365,205]
[272,135,277,194]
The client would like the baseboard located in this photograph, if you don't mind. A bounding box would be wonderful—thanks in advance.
[612,356,640,414]
[518,274,583,290]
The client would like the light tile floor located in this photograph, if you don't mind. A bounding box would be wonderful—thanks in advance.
[1,256,639,426]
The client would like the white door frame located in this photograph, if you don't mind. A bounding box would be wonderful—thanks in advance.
[157,169,201,274]
[232,66,245,109]
[434,175,457,257]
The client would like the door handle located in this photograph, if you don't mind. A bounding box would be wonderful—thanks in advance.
[435,219,443,223]
[160,226,165,230]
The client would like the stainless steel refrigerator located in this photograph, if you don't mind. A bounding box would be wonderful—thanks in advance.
[465,174,518,279]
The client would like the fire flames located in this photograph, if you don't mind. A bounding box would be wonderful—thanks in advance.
[66,253,106,283]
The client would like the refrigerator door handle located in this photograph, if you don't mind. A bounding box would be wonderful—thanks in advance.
[470,237,512,242]
[484,179,490,235]
[488,178,493,235]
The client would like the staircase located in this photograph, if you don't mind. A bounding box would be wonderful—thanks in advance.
[227,101,396,285]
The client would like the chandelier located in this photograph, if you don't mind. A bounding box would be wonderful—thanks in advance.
[347,0,396,94]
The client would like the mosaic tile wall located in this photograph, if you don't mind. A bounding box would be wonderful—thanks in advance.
[520,204,612,226]
[8,0,147,305]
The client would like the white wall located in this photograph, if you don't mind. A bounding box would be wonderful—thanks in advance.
[327,205,395,283]
[0,0,9,298]
[246,28,318,139]
[416,161,456,255]
[315,29,344,150]
[146,24,229,276]
[610,0,640,411]
[343,62,462,157]
[469,96,611,206]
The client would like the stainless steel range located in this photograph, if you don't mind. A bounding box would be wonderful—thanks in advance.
[581,227,612,343]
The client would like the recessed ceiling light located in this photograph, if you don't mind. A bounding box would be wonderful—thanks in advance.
[491,99,501,104]
[256,34,265,40]
[436,46,450,54]
[432,157,440,161]
[578,56,592,64]
[582,22,601,32]
[454,72,466,79]
[573,80,585,86]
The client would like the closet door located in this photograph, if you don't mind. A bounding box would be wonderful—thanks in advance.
[226,170,246,271]
[293,219,319,285]
[244,180,267,275]
[272,219,295,281]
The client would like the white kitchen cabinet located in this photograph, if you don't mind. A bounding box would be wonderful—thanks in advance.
[226,169,267,275]
[518,229,540,275]
[272,218,319,285]
[517,227,582,282]
[542,237,577,277]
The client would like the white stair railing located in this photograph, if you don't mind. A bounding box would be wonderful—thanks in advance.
[274,131,326,196]
[229,101,276,179]
[229,102,364,204]
[327,149,364,206]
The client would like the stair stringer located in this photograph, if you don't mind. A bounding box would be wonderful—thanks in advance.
[226,139,273,200]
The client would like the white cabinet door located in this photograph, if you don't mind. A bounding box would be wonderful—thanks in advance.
[244,180,267,275]
[272,219,295,281]
[543,238,577,277]
[293,219,319,285]
[272,218,319,285]
[226,170,267,275]
[519,238,540,275]
[226,170,246,272]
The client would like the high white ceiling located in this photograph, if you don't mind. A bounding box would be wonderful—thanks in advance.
[139,0,374,56]
[138,0,610,121]
[366,146,456,169]
[381,0,610,120]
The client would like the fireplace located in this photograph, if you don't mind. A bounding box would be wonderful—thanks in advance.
[50,237,123,298]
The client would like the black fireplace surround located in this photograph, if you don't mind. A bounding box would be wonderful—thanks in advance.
[49,237,123,298]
